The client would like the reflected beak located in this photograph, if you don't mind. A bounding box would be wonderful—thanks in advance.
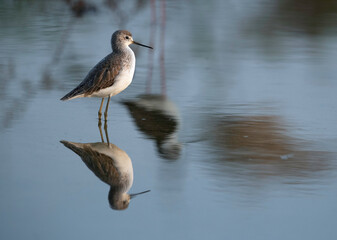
[132,41,153,49]
[130,190,151,199]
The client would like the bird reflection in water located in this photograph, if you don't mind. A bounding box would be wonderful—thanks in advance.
[122,95,181,160]
[61,121,150,210]
[122,0,181,160]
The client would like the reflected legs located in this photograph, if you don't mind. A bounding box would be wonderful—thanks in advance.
[104,121,110,144]
[98,118,110,144]
[98,95,111,143]
[98,119,105,143]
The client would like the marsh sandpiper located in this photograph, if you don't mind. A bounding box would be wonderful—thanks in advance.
[61,30,153,120]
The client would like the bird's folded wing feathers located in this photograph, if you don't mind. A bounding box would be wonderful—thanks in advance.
[60,141,121,185]
[84,61,121,96]
[60,53,123,100]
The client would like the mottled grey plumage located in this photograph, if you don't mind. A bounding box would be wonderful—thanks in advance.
[61,141,130,189]
[60,53,119,100]
[60,30,152,119]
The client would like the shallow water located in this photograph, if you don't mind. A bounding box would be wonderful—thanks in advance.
[1,0,337,239]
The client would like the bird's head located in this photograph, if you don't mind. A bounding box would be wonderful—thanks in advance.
[111,30,153,51]
[108,188,150,210]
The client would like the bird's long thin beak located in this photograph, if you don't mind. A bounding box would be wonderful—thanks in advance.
[130,190,151,199]
[132,41,153,49]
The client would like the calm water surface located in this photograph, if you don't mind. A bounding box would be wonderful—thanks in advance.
[1,0,337,239]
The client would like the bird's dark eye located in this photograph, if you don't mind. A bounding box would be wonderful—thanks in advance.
[125,36,130,40]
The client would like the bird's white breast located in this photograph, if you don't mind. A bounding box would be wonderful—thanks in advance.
[90,142,134,189]
[91,47,136,98]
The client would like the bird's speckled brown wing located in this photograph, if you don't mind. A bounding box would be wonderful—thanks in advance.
[60,52,123,100]
[60,140,122,186]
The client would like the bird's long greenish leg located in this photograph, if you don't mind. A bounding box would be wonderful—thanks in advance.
[98,98,104,119]
[104,95,111,121]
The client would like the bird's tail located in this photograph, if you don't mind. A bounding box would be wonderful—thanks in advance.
[60,88,84,101]
[60,140,88,156]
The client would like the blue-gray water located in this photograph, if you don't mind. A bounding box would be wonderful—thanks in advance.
[1,0,337,239]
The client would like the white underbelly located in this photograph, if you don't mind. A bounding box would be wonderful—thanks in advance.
[91,58,135,98]
[90,74,133,98]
